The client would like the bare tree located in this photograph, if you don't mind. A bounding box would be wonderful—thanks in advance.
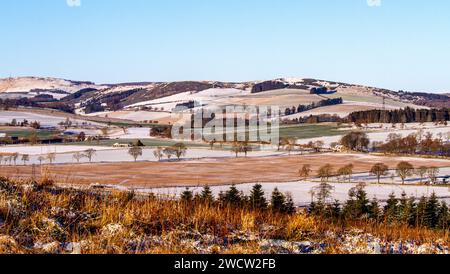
[173,143,188,160]
[285,138,297,155]
[416,166,428,184]
[312,182,335,205]
[153,147,163,161]
[163,147,176,160]
[21,154,30,166]
[73,152,84,163]
[47,153,56,165]
[318,164,334,182]
[84,149,97,163]
[313,140,325,153]
[338,164,354,183]
[2,156,10,166]
[396,161,414,185]
[299,164,312,180]
[241,142,253,157]
[128,146,143,162]
[12,153,19,166]
[37,155,46,165]
[231,142,242,158]
[370,163,389,184]
[427,167,440,185]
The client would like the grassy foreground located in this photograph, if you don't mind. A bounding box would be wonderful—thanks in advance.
[0,177,448,254]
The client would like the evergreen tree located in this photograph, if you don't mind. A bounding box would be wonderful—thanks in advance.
[437,202,450,230]
[271,188,286,213]
[180,188,194,203]
[398,192,412,225]
[200,186,215,204]
[329,200,342,220]
[249,184,268,210]
[415,196,427,227]
[424,193,440,228]
[223,185,243,207]
[368,198,382,222]
[284,193,296,214]
[384,193,399,224]
[406,197,417,226]
[355,183,370,217]
[343,188,357,220]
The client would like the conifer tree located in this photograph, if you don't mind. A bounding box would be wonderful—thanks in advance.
[437,202,450,230]
[284,193,296,214]
[424,193,440,228]
[180,188,194,203]
[415,196,428,227]
[249,184,268,210]
[384,193,399,224]
[271,188,286,213]
[368,198,382,222]
[223,185,243,207]
[200,186,215,204]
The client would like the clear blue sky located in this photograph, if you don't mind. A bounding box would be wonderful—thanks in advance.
[1,0,450,93]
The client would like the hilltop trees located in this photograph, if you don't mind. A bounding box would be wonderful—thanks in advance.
[348,107,450,125]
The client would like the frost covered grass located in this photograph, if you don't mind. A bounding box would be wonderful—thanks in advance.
[0,177,448,254]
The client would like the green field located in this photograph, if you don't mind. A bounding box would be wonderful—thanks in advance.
[0,129,58,139]
[279,124,348,139]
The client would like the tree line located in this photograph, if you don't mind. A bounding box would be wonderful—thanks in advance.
[299,161,443,185]
[284,98,343,116]
[309,183,449,230]
[347,107,450,124]
[175,182,449,230]
[338,131,450,157]
[179,184,295,214]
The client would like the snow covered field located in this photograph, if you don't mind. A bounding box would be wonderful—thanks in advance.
[0,147,286,165]
[0,111,102,127]
[0,145,115,156]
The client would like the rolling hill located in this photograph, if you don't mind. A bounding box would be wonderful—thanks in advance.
[1,77,448,124]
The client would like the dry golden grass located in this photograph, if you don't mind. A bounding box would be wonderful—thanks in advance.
[0,176,448,254]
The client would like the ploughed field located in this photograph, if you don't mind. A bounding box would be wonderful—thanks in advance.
[0,153,449,188]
